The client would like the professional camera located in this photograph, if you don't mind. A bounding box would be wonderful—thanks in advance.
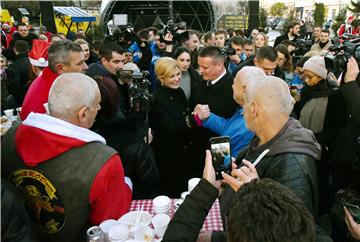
[116,70,154,113]
[221,45,237,57]
[163,19,187,35]
[324,37,360,77]
[293,38,313,56]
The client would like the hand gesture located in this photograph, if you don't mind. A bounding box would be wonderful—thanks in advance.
[345,206,360,240]
[344,57,360,83]
[229,54,241,64]
[164,32,173,44]
[194,104,210,120]
[203,150,221,190]
[222,159,259,192]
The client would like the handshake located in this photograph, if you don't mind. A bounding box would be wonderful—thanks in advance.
[193,104,211,121]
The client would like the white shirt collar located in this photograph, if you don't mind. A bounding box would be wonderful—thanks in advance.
[23,112,106,144]
[210,69,227,85]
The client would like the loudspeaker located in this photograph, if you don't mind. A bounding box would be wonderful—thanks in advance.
[39,1,57,33]
[248,0,259,32]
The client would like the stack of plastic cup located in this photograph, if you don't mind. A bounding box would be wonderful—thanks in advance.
[153,195,171,215]
[152,214,171,238]
[108,224,129,242]
[188,178,201,192]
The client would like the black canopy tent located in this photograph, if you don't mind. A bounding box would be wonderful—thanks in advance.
[101,1,215,32]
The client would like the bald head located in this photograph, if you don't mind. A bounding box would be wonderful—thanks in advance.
[233,66,266,106]
[48,73,100,124]
[245,76,293,116]
[235,66,266,85]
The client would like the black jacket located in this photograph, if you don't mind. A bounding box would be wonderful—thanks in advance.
[214,118,332,242]
[329,80,360,191]
[150,86,199,197]
[99,115,159,199]
[4,32,38,61]
[2,178,38,242]
[294,80,348,148]
[274,33,298,47]
[6,53,31,107]
[232,55,286,81]
[187,67,201,108]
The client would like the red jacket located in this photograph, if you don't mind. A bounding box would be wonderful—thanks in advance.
[20,67,58,120]
[338,24,359,36]
[16,113,132,225]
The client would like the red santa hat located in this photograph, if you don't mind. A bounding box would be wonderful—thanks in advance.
[28,39,50,67]
[347,15,354,22]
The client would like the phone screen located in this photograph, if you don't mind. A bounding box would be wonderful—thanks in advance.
[345,203,360,224]
[210,137,231,180]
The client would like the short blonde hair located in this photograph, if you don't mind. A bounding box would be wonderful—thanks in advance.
[155,57,179,81]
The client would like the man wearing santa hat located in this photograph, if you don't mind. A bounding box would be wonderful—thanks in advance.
[338,15,359,36]
[20,40,88,120]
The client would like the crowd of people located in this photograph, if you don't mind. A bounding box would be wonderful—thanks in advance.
[1,15,360,242]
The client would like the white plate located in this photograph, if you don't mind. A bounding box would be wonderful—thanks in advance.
[118,211,152,227]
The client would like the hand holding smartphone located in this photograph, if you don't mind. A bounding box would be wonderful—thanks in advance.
[210,136,231,180]
[345,202,360,224]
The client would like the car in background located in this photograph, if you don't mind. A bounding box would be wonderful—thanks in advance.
[275,20,287,32]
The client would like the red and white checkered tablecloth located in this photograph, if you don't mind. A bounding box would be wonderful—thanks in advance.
[130,199,223,231]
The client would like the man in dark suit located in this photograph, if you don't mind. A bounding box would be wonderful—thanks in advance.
[232,46,285,80]
[274,21,300,47]
[192,46,238,176]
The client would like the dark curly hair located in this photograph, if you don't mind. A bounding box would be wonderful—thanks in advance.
[228,179,316,242]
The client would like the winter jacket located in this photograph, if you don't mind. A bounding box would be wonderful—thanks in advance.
[213,118,332,242]
[203,108,254,157]
[1,178,38,242]
[1,113,132,241]
[5,53,31,107]
[150,85,199,197]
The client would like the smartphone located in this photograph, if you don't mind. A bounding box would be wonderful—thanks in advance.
[345,202,360,224]
[209,136,231,180]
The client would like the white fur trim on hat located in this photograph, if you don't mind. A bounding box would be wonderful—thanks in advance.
[29,57,48,67]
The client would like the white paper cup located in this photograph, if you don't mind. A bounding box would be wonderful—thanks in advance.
[153,195,170,214]
[108,224,129,242]
[180,191,190,200]
[133,226,154,241]
[188,178,201,192]
[4,109,14,118]
[100,219,118,233]
[152,214,170,238]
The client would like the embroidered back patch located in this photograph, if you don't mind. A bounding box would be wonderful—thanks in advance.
[9,169,65,234]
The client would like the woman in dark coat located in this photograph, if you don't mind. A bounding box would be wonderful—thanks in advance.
[173,46,201,108]
[150,57,200,198]
[294,55,348,214]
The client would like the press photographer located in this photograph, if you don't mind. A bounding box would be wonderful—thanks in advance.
[86,43,159,199]
[324,35,360,78]
[223,36,246,74]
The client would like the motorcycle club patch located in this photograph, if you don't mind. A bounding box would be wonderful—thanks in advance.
[9,169,65,233]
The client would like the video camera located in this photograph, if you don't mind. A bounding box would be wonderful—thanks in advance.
[163,19,187,35]
[106,25,141,48]
[324,36,360,77]
[221,45,237,57]
[293,38,313,56]
[116,70,154,113]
